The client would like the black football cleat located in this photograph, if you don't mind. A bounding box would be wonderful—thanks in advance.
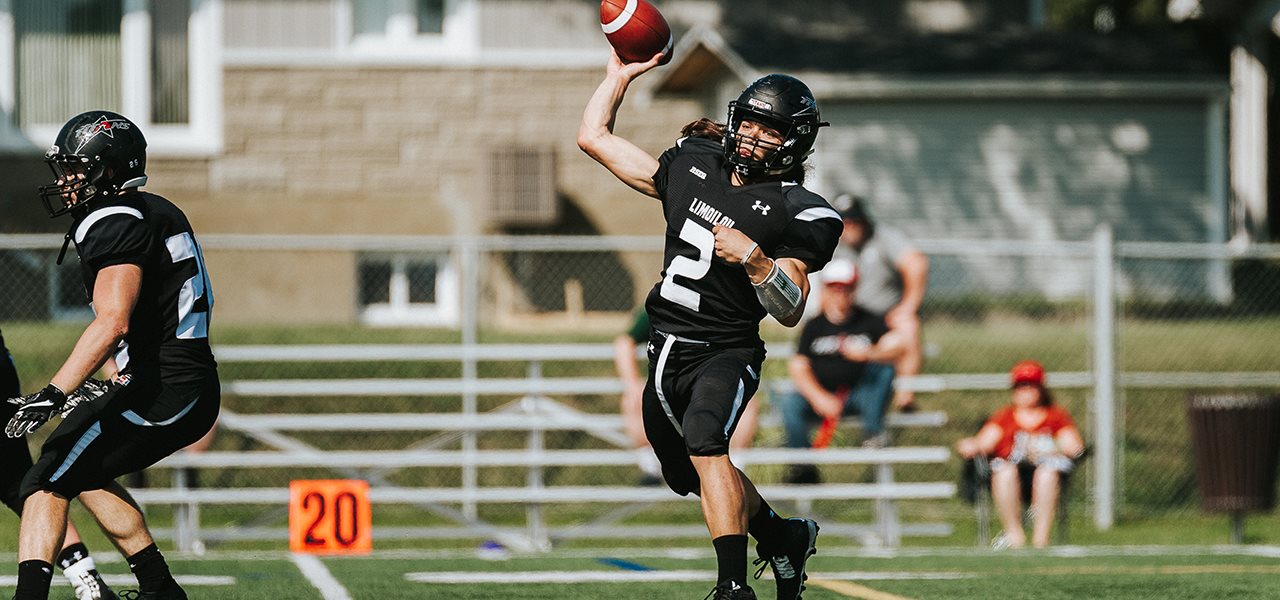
[704,580,757,600]
[753,518,819,600]
[118,580,187,600]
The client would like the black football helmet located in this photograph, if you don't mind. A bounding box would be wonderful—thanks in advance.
[39,110,147,218]
[723,74,828,179]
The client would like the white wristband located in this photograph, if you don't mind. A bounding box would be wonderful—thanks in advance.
[753,260,803,320]
[741,242,759,265]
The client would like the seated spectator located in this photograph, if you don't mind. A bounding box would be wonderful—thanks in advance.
[832,194,928,413]
[614,308,759,485]
[955,360,1085,548]
[776,260,907,484]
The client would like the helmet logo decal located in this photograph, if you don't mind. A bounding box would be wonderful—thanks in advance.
[71,115,131,154]
[747,98,772,111]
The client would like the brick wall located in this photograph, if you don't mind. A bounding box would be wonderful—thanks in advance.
[140,64,703,324]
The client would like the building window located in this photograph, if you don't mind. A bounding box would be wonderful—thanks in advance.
[358,254,459,327]
[14,1,122,126]
[354,0,452,42]
[416,0,445,34]
[3,0,222,156]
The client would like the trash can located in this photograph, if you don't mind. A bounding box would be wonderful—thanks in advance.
[1186,393,1280,542]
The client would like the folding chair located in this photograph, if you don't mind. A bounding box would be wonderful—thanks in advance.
[961,450,1088,547]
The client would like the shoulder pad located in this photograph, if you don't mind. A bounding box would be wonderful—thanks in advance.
[75,205,143,245]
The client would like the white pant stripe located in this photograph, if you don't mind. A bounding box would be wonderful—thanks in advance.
[653,333,683,435]
[723,378,746,438]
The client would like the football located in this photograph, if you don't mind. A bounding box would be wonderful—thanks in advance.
[600,0,673,65]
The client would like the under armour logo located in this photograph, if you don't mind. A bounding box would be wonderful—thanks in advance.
[752,201,771,215]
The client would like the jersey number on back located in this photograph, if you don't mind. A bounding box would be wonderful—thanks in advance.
[660,219,713,311]
[165,232,214,339]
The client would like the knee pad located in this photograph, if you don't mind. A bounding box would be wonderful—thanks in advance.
[683,407,730,457]
[661,462,700,496]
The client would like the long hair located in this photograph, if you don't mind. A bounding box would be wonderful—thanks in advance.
[681,118,725,141]
[681,118,809,186]
[1035,385,1055,407]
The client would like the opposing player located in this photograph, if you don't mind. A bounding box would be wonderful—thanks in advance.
[579,52,842,599]
[2,330,118,600]
[6,111,219,600]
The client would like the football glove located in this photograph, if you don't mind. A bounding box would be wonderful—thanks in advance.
[60,377,117,418]
[5,384,68,439]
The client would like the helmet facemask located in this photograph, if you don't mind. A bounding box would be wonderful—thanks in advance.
[39,154,106,218]
[724,104,805,179]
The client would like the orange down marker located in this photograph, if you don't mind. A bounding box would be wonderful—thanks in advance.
[288,480,372,554]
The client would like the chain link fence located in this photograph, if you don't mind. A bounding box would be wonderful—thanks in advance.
[2,233,1279,547]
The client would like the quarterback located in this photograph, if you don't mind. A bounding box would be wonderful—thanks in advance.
[579,51,842,599]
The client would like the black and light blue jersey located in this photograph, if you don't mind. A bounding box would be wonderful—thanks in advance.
[71,192,216,385]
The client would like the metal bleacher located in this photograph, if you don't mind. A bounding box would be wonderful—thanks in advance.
[146,343,958,552]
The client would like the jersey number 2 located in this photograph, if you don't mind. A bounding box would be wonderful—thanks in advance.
[165,232,213,339]
[660,219,713,311]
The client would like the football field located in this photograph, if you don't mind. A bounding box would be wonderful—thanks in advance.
[6,545,1280,599]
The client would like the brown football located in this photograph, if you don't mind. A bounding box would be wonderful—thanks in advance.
[600,0,673,65]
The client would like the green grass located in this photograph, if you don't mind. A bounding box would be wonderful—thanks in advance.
[5,546,1280,599]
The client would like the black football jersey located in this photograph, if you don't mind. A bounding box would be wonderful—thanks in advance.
[71,192,216,386]
[796,308,889,391]
[646,136,842,345]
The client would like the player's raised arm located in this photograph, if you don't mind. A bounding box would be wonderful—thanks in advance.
[577,51,664,199]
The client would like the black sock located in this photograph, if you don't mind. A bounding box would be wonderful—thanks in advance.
[15,559,54,600]
[56,542,91,570]
[747,500,786,549]
[711,534,748,586]
[127,544,174,592]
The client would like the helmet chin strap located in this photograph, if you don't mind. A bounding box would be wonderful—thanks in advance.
[56,223,74,266]
[55,201,95,265]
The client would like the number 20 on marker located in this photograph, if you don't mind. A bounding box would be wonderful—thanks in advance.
[289,480,372,554]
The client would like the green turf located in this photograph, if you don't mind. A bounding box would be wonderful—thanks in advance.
[6,547,1280,599]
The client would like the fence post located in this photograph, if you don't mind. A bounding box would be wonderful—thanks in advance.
[526,361,550,551]
[461,239,480,521]
[1092,224,1117,530]
[172,468,199,553]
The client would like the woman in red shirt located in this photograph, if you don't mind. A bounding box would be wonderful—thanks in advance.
[956,360,1085,548]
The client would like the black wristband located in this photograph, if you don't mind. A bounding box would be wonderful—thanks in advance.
[41,384,68,407]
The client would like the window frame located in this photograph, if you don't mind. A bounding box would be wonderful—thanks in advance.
[0,0,223,158]
[347,0,475,58]
[358,252,460,327]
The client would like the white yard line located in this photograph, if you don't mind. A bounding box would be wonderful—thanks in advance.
[163,544,1280,562]
[290,553,354,600]
[406,570,714,583]
[0,575,235,587]
[403,570,971,584]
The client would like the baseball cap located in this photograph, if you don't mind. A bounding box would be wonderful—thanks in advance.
[831,193,869,223]
[819,260,858,287]
[1010,359,1046,387]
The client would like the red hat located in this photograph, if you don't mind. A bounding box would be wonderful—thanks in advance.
[1010,360,1046,387]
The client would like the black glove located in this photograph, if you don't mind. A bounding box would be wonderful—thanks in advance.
[5,384,68,439]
